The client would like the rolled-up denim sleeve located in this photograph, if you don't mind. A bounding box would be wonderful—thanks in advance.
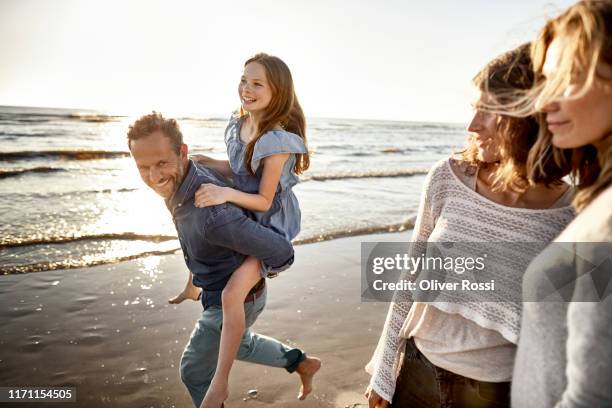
[204,204,294,272]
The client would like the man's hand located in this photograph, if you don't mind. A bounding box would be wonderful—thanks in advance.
[168,285,202,304]
[195,184,232,208]
[365,385,389,408]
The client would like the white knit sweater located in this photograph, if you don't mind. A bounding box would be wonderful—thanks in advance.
[365,158,575,402]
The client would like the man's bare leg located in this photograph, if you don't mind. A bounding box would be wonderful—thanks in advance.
[296,356,321,400]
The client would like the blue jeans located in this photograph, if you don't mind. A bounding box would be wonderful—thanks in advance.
[179,287,305,407]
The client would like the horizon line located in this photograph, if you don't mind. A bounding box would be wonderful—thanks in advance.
[0,104,467,127]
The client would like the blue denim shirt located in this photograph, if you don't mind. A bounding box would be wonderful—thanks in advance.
[166,160,294,308]
[225,114,308,240]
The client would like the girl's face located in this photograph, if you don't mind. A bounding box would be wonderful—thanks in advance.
[468,91,502,163]
[238,62,273,116]
[538,36,612,149]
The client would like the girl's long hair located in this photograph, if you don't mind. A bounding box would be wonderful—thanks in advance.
[240,53,309,175]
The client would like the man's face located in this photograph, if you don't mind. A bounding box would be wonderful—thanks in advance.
[130,130,188,199]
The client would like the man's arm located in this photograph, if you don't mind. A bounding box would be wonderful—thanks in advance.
[202,204,294,269]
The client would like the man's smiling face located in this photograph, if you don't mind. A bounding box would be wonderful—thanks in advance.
[130,130,189,200]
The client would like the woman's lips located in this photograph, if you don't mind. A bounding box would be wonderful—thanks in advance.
[547,120,572,133]
[474,137,491,146]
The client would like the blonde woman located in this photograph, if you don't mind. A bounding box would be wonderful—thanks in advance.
[512,1,612,406]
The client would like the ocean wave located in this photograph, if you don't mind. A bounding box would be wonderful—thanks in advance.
[0,131,63,138]
[379,147,420,154]
[0,111,125,123]
[293,216,416,245]
[176,116,227,124]
[346,152,375,157]
[66,113,124,122]
[0,150,130,161]
[303,168,429,182]
[325,122,356,129]
[0,167,66,179]
[367,122,463,131]
[0,248,181,275]
[1,187,138,200]
[0,217,417,274]
[0,233,178,248]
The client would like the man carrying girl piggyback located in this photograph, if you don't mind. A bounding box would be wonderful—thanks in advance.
[170,53,321,408]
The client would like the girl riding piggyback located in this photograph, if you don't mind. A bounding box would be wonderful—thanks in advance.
[197,53,309,243]
[191,53,316,408]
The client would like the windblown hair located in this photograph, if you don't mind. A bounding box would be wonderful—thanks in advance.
[459,43,567,192]
[127,111,184,155]
[526,0,612,210]
[240,53,309,175]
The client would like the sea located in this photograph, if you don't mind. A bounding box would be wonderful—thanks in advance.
[0,105,466,275]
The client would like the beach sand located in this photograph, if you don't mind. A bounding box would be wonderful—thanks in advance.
[0,231,411,408]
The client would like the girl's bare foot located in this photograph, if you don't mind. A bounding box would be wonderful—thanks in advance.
[200,381,228,408]
[296,356,321,400]
[168,285,201,304]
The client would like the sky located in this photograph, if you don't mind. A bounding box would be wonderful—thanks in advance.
[0,0,575,123]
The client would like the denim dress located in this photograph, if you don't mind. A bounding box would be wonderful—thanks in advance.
[225,115,307,241]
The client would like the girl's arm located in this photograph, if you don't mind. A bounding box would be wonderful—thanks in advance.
[191,154,233,180]
[194,153,289,212]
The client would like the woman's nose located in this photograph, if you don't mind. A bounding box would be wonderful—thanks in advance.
[467,112,483,132]
[536,96,560,113]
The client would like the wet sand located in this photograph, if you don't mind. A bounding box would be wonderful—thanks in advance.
[0,231,410,407]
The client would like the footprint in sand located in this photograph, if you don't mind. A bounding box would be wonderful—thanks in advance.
[63,295,98,312]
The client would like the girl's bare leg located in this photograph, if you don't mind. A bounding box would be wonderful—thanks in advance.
[200,256,261,408]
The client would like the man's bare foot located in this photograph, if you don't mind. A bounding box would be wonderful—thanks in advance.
[296,356,321,400]
[200,381,228,408]
[168,285,201,304]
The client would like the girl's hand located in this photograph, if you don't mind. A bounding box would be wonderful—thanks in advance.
[195,184,232,208]
[365,386,389,408]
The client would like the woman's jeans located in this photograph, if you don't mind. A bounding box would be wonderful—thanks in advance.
[391,339,510,408]
[179,288,305,407]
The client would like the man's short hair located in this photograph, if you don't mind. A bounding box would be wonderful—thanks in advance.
[127,112,183,155]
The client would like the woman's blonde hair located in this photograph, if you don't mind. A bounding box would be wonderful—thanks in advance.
[240,53,309,175]
[526,0,612,210]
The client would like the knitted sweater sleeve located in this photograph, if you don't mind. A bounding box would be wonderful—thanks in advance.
[364,161,440,402]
